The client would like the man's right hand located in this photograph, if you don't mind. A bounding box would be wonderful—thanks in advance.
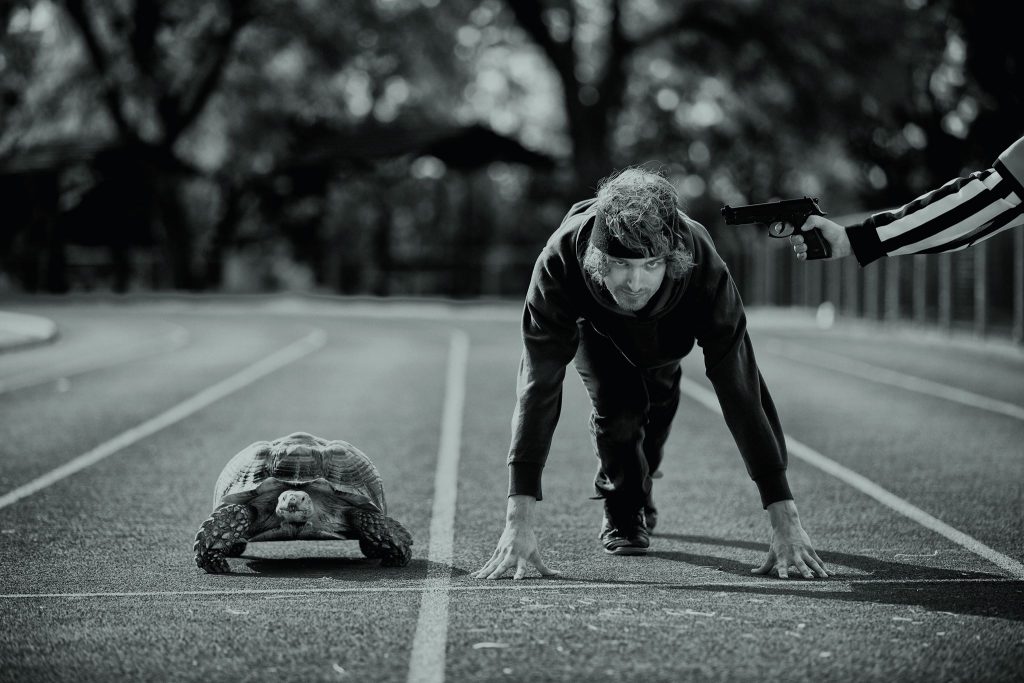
[471,495,560,580]
[784,215,852,261]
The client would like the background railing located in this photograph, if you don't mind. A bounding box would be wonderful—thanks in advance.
[727,214,1024,344]
[12,214,1023,347]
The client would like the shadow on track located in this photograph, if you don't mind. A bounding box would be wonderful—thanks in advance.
[681,579,1024,622]
[653,533,1003,579]
[240,556,471,581]
[645,534,1023,621]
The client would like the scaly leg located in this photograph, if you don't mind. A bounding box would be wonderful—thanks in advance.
[193,504,255,574]
[352,510,413,567]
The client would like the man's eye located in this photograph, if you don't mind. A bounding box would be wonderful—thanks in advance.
[646,261,663,269]
[611,260,626,267]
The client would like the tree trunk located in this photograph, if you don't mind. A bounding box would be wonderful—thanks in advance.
[44,220,69,294]
[568,103,614,197]
[155,177,195,290]
[372,192,392,296]
[204,187,242,289]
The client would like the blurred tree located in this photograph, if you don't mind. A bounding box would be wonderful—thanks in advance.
[189,0,489,291]
[199,0,553,294]
[846,0,1023,207]
[2,0,1017,297]
[0,0,255,290]
[56,0,255,289]
[499,0,938,206]
[1,0,492,291]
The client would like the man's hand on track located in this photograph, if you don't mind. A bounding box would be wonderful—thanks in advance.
[472,522,559,580]
[752,499,829,579]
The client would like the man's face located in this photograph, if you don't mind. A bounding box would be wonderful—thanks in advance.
[602,255,667,311]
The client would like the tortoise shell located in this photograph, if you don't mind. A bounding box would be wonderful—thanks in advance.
[212,432,387,514]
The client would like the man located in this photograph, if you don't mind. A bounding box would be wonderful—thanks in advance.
[472,168,827,581]
[788,134,1024,264]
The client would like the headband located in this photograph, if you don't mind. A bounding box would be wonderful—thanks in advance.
[588,210,676,258]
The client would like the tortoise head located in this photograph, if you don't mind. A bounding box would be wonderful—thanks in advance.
[275,489,314,537]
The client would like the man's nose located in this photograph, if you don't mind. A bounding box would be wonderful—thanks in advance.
[626,268,643,290]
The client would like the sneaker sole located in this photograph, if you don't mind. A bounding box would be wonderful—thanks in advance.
[603,546,649,556]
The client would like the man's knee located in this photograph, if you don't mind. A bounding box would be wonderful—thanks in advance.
[590,411,645,441]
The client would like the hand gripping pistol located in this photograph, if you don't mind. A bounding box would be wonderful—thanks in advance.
[720,197,831,260]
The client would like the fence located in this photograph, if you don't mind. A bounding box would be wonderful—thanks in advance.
[728,214,1024,344]
[381,216,1023,347]
[8,214,1022,346]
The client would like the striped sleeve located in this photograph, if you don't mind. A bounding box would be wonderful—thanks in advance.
[846,136,1024,266]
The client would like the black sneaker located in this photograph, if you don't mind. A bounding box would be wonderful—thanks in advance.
[644,490,658,533]
[599,503,650,555]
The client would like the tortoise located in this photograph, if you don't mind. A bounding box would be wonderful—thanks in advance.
[193,432,413,573]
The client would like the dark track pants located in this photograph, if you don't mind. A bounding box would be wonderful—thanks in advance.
[573,321,681,510]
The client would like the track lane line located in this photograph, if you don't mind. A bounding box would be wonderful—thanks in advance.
[680,378,1024,579]
[408,330,469,683]
[762,340,1024,421]
[0,329,326,510]
[0,577,1016,600]
[0,321,191,395]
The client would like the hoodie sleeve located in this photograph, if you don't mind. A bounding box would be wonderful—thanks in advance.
[506,246,581,501]
[695,267,792,508]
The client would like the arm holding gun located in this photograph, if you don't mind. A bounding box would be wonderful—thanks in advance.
[787,135,1024,265]
[720,197,850,260]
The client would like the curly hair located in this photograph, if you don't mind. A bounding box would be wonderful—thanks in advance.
[583,167,696,282]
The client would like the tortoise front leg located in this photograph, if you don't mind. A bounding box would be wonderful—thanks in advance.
[193,504,255,574]
[352,510,413,567]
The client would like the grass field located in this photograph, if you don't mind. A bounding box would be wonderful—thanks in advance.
[0,296,1022,682]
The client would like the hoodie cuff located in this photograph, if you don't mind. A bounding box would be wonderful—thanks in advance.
[845,222,886,267]
[508,462,544,501]
[754,470,793,509]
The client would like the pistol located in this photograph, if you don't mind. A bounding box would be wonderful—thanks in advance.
[720,197,831,260]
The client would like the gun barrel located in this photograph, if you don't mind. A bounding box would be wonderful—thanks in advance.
[720,197,824,225]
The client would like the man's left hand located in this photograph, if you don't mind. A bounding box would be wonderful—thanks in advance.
[752,499,828,579]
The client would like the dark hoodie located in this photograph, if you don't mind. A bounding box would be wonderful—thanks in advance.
[507,198,792,509]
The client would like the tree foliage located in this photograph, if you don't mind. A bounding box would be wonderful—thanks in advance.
[1,0,1018,294]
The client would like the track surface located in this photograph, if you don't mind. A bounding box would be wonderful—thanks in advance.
[0,298,1021,682]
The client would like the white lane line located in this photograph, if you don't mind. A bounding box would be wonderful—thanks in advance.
[0,329,326,510]
[0,322,191,395]
[408,330,469,683]
[680,378,1024,580]
[762,340,1024,422]
[0,577,1016,600]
